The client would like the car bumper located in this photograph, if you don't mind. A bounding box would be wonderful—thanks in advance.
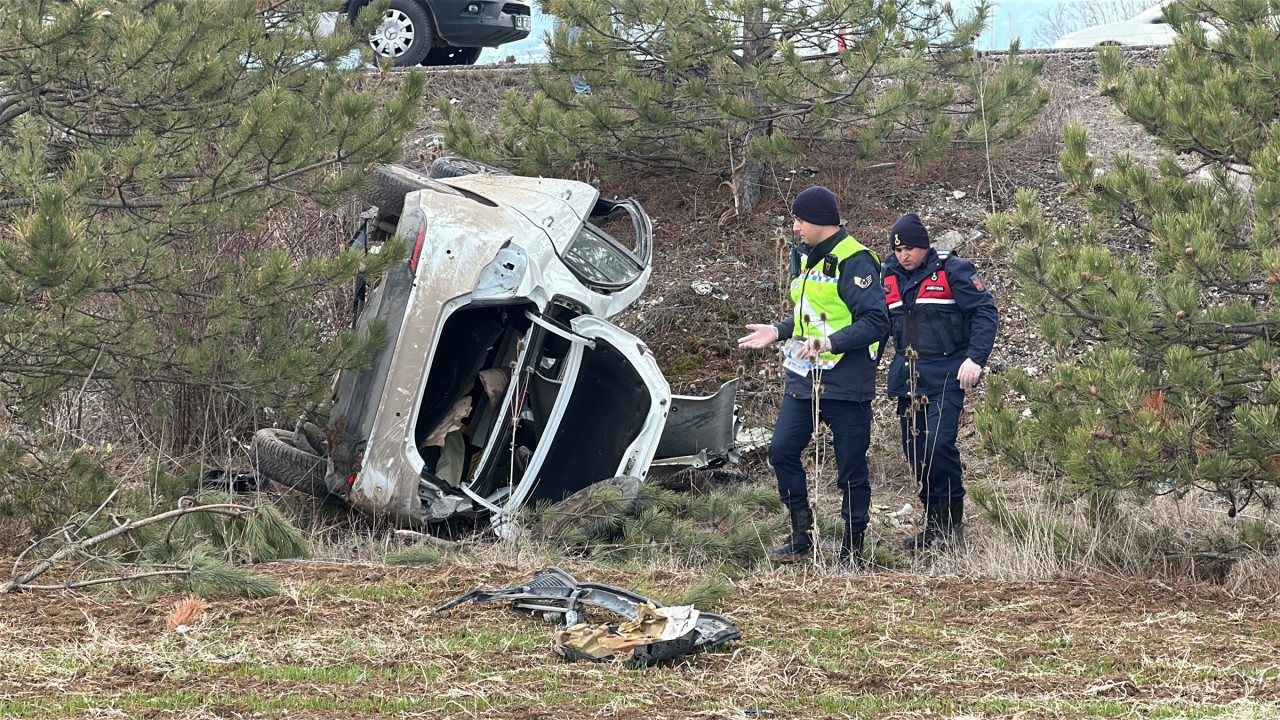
[432,0,531,47]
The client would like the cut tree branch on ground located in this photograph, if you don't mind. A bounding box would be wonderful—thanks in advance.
[2,500,256,593]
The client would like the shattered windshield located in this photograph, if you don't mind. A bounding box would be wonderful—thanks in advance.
[563,225,642,287]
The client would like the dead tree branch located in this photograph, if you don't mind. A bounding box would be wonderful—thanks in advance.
[2,500,255,593]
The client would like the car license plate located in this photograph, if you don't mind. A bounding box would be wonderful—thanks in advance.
[515,15,531,30]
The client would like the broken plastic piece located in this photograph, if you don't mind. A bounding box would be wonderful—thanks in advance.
[555,603,703,667]
[434,567,741,666]
[201,469,266,493]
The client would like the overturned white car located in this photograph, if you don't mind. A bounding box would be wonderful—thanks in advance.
[251,159,738,530]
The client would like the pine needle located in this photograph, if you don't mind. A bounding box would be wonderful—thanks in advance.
[186,551,277,598]
[676,575,733,611]
[165,595,207,632]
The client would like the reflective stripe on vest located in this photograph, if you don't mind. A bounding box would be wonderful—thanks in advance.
[790,236,880,370]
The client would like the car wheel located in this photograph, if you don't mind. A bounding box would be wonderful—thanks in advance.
[367,164,434,217]
[427,156,512,179]
[349,0,435,68]
[250,428,329,498]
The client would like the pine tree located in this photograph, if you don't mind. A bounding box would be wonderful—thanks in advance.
[983,0,1280,521]
[441,0,1047,213]
[0,0,423,448]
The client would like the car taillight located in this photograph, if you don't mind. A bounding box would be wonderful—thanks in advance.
[408,216,427,274]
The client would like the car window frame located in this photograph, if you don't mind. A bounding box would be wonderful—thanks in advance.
[561,198,653,292]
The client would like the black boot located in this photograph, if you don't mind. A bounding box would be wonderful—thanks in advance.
[903,503,947,551]
[948,496,965,548]
[772,506,813,563]
[839,524,864,567]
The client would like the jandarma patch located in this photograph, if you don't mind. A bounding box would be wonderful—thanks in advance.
[854,274,873,288]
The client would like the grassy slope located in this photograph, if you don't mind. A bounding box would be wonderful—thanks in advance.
[2,561,1277,719]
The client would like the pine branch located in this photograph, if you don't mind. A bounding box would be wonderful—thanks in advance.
[2,501,254,593]
[20,569,191,591]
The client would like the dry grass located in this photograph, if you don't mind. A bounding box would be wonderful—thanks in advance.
[3,561,1278,718]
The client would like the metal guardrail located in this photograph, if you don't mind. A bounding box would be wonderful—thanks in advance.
[397,44,1167,73]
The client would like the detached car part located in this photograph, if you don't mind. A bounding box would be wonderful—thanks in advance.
[435,566,741,667]
[555,603,703,668]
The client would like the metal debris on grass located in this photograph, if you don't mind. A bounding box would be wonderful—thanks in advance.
[434,567,741,668]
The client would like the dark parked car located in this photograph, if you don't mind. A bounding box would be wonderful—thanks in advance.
[345,0,532,66]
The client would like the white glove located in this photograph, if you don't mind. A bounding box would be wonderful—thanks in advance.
[737,324,779,350]
[957,358,983,390]
[805,336,831,360]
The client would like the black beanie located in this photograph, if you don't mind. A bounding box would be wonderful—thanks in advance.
[791,186,840,226]
[890,213,930,249]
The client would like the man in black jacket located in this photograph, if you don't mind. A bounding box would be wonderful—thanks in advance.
[738,186,889,565]
[882,213,999,550]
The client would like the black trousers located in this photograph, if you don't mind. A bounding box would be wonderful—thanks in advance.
[768,394,873,532]
[897,388,966,504]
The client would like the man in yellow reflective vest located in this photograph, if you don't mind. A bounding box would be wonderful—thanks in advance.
[738,186,890,566]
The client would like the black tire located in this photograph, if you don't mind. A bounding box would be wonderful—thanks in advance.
[367,164,433,217]
[427,156,512,179]
[349,0,435,68]
[250,428,329,498]
[426,46,482,66]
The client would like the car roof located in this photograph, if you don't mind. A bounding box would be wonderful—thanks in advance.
[1053,1,1178,46]
[1132,2,1172,21]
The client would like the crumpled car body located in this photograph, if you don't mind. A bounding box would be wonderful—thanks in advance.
[316,162,738,530]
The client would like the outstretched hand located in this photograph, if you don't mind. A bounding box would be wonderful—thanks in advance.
[957,358,983,390]
[737,324,779,350]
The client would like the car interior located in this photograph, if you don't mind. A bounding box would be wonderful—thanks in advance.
[415,298,653,519]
